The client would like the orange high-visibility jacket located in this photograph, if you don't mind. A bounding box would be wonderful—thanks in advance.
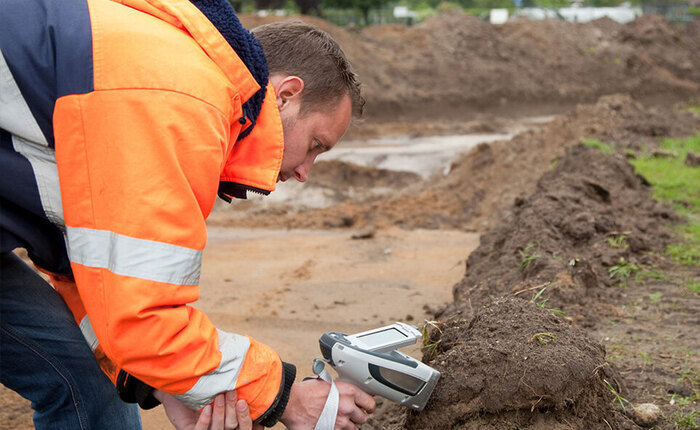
[0,0,293,424]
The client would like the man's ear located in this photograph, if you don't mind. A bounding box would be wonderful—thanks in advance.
[273,76,304,112]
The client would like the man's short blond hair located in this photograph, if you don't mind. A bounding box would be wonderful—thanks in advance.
[253,20,364,118]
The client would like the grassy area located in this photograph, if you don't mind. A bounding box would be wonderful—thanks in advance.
[631,134,700,267]
[583,138,615,154]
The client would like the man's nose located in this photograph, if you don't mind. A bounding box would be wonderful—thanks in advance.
[293,165,308,182]
[293,155,316,182]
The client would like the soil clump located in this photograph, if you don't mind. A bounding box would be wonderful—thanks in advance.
[402,297,633,429]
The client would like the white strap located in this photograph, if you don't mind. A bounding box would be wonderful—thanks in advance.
[314,369,339,430]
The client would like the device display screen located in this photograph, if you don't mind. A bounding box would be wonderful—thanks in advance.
[357,328,407,348]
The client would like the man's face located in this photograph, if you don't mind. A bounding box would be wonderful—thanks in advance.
[272,75,352,183]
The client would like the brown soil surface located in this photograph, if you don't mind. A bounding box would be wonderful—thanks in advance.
[241,14,700,122]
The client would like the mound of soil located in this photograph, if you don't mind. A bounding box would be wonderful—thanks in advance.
[401,297,633,429]
[215,95,699,231]
[241,13,700,121]
[308,160,421,190]
[444,144,679,325]
[369,134,696,430]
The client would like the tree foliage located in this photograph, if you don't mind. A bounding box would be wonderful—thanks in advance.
[322,0,391,24]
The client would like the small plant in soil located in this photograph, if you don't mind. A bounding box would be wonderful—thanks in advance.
[608,258,640,284]
[648,292,662,303]
[530,283,565,316]
[638,350,655,366]
[519,243,540,270]
[606,234,629,249]
[671,410,699,430]
[636,269,666,284]
[530,332,556,344]
[670,393,696,408]
[420,320,443,359]
[684,278,700,294]
[603,378,629,411]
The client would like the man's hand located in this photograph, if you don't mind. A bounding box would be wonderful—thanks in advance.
[280,379,376,429]
[154,389,263,430]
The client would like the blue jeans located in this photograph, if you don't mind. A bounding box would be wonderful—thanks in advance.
[0,252,142,429]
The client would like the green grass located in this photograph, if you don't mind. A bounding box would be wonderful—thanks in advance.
[632,134,700,266]
[530,283,565,316]
[607,235,629,249]
[609,258,641,283]
[690,6,700,17]
[519,243,540,270]
[530,332,556,344]
[604,378,629,411]
[685,279,700,294]
[648,292,662,303]
[584,138,615,154]
[636,270,666,284]
[672,411,699,430]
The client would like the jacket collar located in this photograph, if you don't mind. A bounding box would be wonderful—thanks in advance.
[114,0,260,102]
[112,0,284,198]
[219,84,284,200]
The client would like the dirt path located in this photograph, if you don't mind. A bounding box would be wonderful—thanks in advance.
[1,227,479,429]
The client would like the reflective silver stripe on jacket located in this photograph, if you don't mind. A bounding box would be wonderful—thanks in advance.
[174,329,250,410]
[66,226,202,285]
[0,49,48,145]
[79,315,100,352]
[12,135,64,227]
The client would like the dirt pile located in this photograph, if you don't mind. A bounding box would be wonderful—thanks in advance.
[371,134,692,429]
[308,160,422,193]
[402,297,632,429]
[242,13,700,121]
[444,144,679,326]
[215,95,699,231]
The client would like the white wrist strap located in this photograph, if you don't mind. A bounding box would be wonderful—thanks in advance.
[313,367,339,430]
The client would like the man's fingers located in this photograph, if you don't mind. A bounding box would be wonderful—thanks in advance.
[236,400,254,430]
[353,389,376,414]
[224,391,239,430]
[348,406,369,425]
[210,393,227,429]
[194,405,212,430]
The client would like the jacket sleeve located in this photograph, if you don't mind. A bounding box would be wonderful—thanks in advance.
[52,88,293,421]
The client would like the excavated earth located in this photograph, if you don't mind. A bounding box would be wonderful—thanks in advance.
[213,94,699,231]
[405,297,633,429]
[240,13,700,123]
[362,129,699,429]
[446,144,680,326]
